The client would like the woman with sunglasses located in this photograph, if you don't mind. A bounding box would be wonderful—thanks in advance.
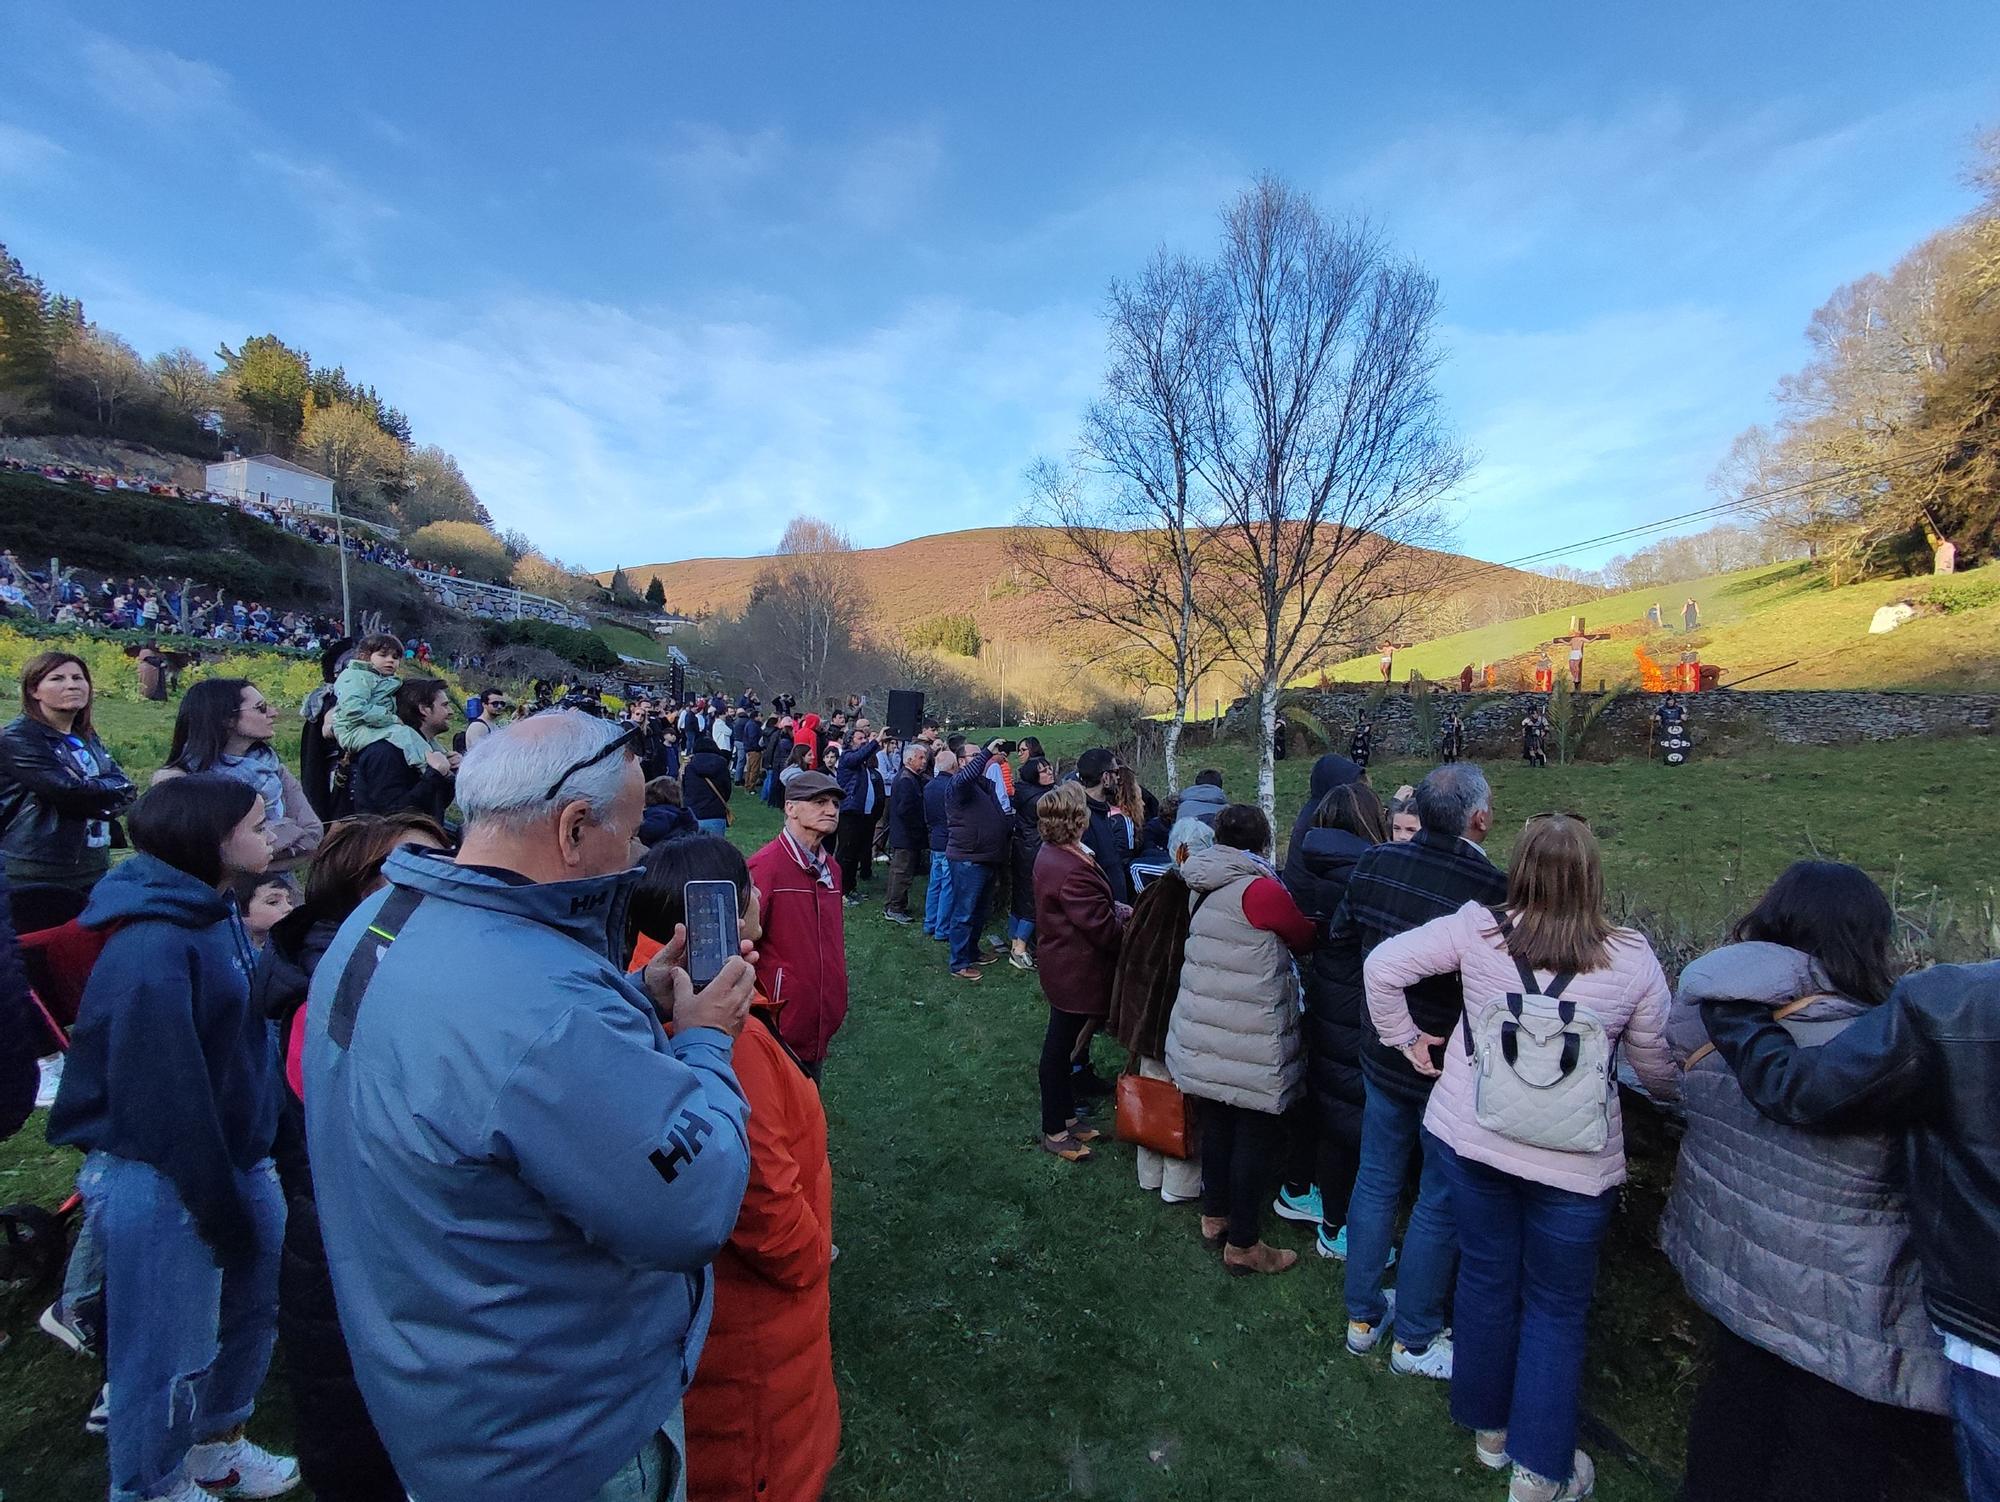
[154,678,324,872]
[1361,813,1676,1502]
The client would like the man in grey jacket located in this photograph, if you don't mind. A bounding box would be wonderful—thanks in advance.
[305,712,757,1502]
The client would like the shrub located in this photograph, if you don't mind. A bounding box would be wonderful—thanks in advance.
[405,521,512,584]
[906,612,983,657]
[485,618,618,673]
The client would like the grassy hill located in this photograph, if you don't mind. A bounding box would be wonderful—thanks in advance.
[606,527,1559,649]
[1320,560,2000,693]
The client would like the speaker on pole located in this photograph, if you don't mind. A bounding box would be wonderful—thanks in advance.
[886,690,926,739]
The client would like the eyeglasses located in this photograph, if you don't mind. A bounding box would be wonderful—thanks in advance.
[543,725,644,802]
[1525,811,1590,827]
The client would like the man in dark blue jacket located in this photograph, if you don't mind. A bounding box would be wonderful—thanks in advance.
[882,744,929,926]
[1075,747,1133,904]
[833,723,886,906]
[1327,763,1505,1382]
[943,744,1011,980]
[921,749,957,941]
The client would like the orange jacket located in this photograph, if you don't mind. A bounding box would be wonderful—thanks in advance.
[683,1007,839,1502]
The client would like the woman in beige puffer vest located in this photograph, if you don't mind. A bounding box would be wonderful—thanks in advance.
[1164,806,1315,1276]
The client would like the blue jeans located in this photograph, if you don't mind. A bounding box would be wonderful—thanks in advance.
[80,1151,285,1502]
[696,817,729,839]
[1956,1362,2000,1502]
[1009,916,1035,944]
[923,852,954,937]
[731,742,749,783]
[588,1409,687,1502]
[946,859,994,971]
[1436,1136,1615,1485]
[1343,1076,1455,1351]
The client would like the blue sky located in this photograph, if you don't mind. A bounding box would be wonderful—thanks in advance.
[1,3,1993,572]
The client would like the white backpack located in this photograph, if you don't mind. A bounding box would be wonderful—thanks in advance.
[1459,910,1613,1154]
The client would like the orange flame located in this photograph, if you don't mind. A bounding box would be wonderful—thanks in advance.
[1633,644,1666,693]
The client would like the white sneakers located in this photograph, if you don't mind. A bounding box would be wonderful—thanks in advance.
[1509,1449,1595,1501]
[186,1434,302,1498]
[1389,1333,1454,1380]
[1345,1288,1395,1354]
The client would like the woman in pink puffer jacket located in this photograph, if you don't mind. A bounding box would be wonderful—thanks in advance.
[1363,814,1676,1502]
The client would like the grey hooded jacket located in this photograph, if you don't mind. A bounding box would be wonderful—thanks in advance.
[1164,844,1304,1114]
[304,848,753,1501]
[1660,941,1947,1412]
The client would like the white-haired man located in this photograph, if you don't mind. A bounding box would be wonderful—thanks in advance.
[305,711,758,1502]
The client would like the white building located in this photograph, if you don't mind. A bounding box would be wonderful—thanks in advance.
[204,453,336,514]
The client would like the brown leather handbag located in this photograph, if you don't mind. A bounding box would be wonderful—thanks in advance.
[1114,1061,1195,1159]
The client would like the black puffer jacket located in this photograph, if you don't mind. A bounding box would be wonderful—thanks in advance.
[0,715,135,882]
[1703,958,2000,1356]
[1287,826,1372,1142]
[258,913,405,1502]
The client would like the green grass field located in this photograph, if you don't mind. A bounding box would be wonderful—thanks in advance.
[594,619,671,663]
[2,711,1990,1499]
[1322,560,2000,694]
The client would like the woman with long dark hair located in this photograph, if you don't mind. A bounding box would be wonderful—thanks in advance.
[155,678,323,870]
[1363,814,1676,1502]
[48,776,297,1501]
[1664,861,1947,1502]
[1281,780,1390,1258]
[261,812,449,1502]
[0,651,136,890]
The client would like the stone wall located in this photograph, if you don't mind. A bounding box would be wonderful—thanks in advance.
[1243,685,1998,762]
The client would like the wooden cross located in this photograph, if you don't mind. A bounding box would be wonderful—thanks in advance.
[1550,617,1613,687]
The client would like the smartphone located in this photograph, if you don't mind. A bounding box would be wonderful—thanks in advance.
[684,881,741,988]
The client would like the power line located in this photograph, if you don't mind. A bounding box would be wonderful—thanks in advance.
[1453,441,1951,584]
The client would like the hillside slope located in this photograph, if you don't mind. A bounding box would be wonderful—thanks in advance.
[1320,561,2000,692]
[610,528,1558,648]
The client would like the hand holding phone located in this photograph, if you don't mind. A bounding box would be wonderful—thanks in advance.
[684,880,741,988]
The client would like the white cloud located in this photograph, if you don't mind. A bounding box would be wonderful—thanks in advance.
[652,120,946,233]
[244,284,1102,568]
[79,36,230,119]
[0,121,65,178]
[248,150,398,264]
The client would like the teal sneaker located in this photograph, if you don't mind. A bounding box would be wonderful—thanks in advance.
[1273,1185,1323,1224]
[1317,1224,1393,1265]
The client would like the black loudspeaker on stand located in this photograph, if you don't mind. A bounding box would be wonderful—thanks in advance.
[886,690,925,739]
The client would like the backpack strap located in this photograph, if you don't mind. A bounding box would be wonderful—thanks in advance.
[327,887,425,1050]
[1466,907,1577,1056]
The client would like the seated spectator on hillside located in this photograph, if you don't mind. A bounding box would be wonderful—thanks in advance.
[747,772,850,1080]
[349,679,457,827]
[1178,769,1228,828]
[631,836,841,1502]
[304,712,757,1502]
[1664,862,1948,1502]
[640,776,699,847]
[1164,803,1315,1276]
[155,678,323,871]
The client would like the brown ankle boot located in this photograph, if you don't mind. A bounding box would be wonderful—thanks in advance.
[1223,1241,1300,1276]
[1199,1216,1227,1250]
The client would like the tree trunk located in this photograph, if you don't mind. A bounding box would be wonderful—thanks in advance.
[1256,676,1279,822]
[1162,710,1184,794]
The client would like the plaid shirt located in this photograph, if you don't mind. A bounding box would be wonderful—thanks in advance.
[1328,828,1506,1103]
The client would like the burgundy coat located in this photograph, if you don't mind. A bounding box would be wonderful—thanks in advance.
[1033,843,1122,1017]
[746,836,849,1064]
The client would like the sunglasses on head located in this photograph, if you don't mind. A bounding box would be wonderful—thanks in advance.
[543,725,644,802]
[1525,811,1590,827]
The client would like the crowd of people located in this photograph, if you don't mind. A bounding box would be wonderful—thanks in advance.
[0,641,1994,1502]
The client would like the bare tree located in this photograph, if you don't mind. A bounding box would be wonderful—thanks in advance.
[149,346,218,420]
[1013,251,1224,790]
[1195,178,1469,815]
[748,515,870,707]
[56,326,146,430]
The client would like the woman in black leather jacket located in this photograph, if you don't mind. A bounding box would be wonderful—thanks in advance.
[0,652,136,891]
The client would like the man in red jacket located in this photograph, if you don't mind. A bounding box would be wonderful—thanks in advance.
[746,772,849,1081]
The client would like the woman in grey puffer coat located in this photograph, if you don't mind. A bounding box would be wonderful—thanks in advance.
[1662,862,1948,1502]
